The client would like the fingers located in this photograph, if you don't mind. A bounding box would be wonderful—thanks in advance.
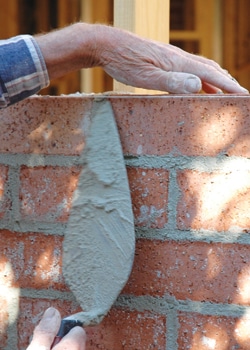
[157,71,202,93]
[149,42,248,94]
[53,326,86,350]
[99,25,249,94]
[113,67,203,93]
[172,52,249,94]
[27,307,61,350]
[202,82,223,94]
[165,73,202,93]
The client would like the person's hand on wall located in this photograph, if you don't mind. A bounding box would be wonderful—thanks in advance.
[26,307,86,350]
[36,23,249,95]
[94,25,248,94]
[1,22,249,109]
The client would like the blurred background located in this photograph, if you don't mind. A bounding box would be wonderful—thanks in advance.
[1,0,249,94]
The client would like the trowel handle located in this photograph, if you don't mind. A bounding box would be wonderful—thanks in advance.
[51,318,83,348]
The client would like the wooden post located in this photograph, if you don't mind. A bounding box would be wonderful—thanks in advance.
[195,0,222,61]
[113,0,170,94]
[0,1,19,38]
[80,0,113,93]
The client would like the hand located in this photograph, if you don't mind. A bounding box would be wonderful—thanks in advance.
[35,23,249,95]
[93,24,249,94]
[26,307,86,350]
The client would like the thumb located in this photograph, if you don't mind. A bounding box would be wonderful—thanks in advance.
[27,307,61,350]
[163,72,202,93]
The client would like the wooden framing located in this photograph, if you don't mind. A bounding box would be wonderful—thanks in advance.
[223,0,250,91]
[113,0,170,93]
[0,1,19,38]
[80,0,113,93]
[170,0,222,63]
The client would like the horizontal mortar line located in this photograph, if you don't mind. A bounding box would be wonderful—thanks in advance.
[1,154,249,170]
[0,220,67,235]
[0,153,81,167]
[135,227,250,245]
[125,155,250,171]
[116,294,172,314]
[177,299,250,317]
[116,295,250,318]
[2,220,250,245]
[20,288,76,301]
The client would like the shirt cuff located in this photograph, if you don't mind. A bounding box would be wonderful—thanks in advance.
[0,34,50,108]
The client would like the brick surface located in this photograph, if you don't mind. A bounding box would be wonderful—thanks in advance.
[1,95,250,349]
[18,298,82,349]
[0,230,66,290]
[177,169,250,231]
[178,312,250,350]
[18,300,166,350]
[0,165,10,219]
[19,166,81,222]
[111,96,250,157]
[124,239,250,305]
[0,96,93,155]
[127,167,169,228]
[0,298,8,349]
[86,308,166,350]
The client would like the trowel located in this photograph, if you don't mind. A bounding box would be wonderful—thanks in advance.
[52,98,135,346]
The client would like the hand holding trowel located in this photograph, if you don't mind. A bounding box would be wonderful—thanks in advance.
[51,99,135,347]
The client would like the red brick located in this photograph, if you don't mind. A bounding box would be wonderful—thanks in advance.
[19,166,81,222]
[0,96,93,155]
[86,308,166,350]
[177,170,250,231]
[0,230,66,290]
[18,297,81,349]
[178,312,249,350]
[18,300,166,350]
[0,165,10,218]
[111,96,250,157]
[0,298,8,348]
[127,167,169,228]
[123,239,250,305]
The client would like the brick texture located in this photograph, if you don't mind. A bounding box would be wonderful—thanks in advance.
[111,96,250,157]
[0,229,66,290]
[19,166,81,222]
[86,308,166,350]
[178,312,250,350]
[177,169,250,231]
[0,95,250,349]
[127,167,169,228]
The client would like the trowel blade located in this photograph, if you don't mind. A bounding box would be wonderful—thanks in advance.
[62,98,135,327]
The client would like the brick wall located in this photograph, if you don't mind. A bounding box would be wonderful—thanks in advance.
[0,95,250,349]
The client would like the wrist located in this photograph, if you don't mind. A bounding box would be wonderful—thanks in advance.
[35,22,99,80]
[91,24,116,67]
[76,22,99,68]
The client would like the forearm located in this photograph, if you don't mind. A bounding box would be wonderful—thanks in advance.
[34,22,99,81]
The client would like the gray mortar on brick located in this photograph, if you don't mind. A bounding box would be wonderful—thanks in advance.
[2,95,250,349]
[62,99,135,326]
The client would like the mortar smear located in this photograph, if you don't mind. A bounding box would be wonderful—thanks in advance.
[62,99,135,326]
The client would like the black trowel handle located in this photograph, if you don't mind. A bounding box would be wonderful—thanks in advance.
[51,318,83,348]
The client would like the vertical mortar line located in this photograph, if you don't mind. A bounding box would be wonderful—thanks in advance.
[8,164,22,230]
[166,307,179,350]
[5,317,18,350]
[4,164,21,349]
[165,159,185,349]
[166,167,180,232]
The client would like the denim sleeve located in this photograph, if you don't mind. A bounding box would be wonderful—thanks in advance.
[0,35,49,108]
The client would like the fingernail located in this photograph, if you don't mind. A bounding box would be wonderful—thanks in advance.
[43,307,56,319]
[184,77,201,93]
